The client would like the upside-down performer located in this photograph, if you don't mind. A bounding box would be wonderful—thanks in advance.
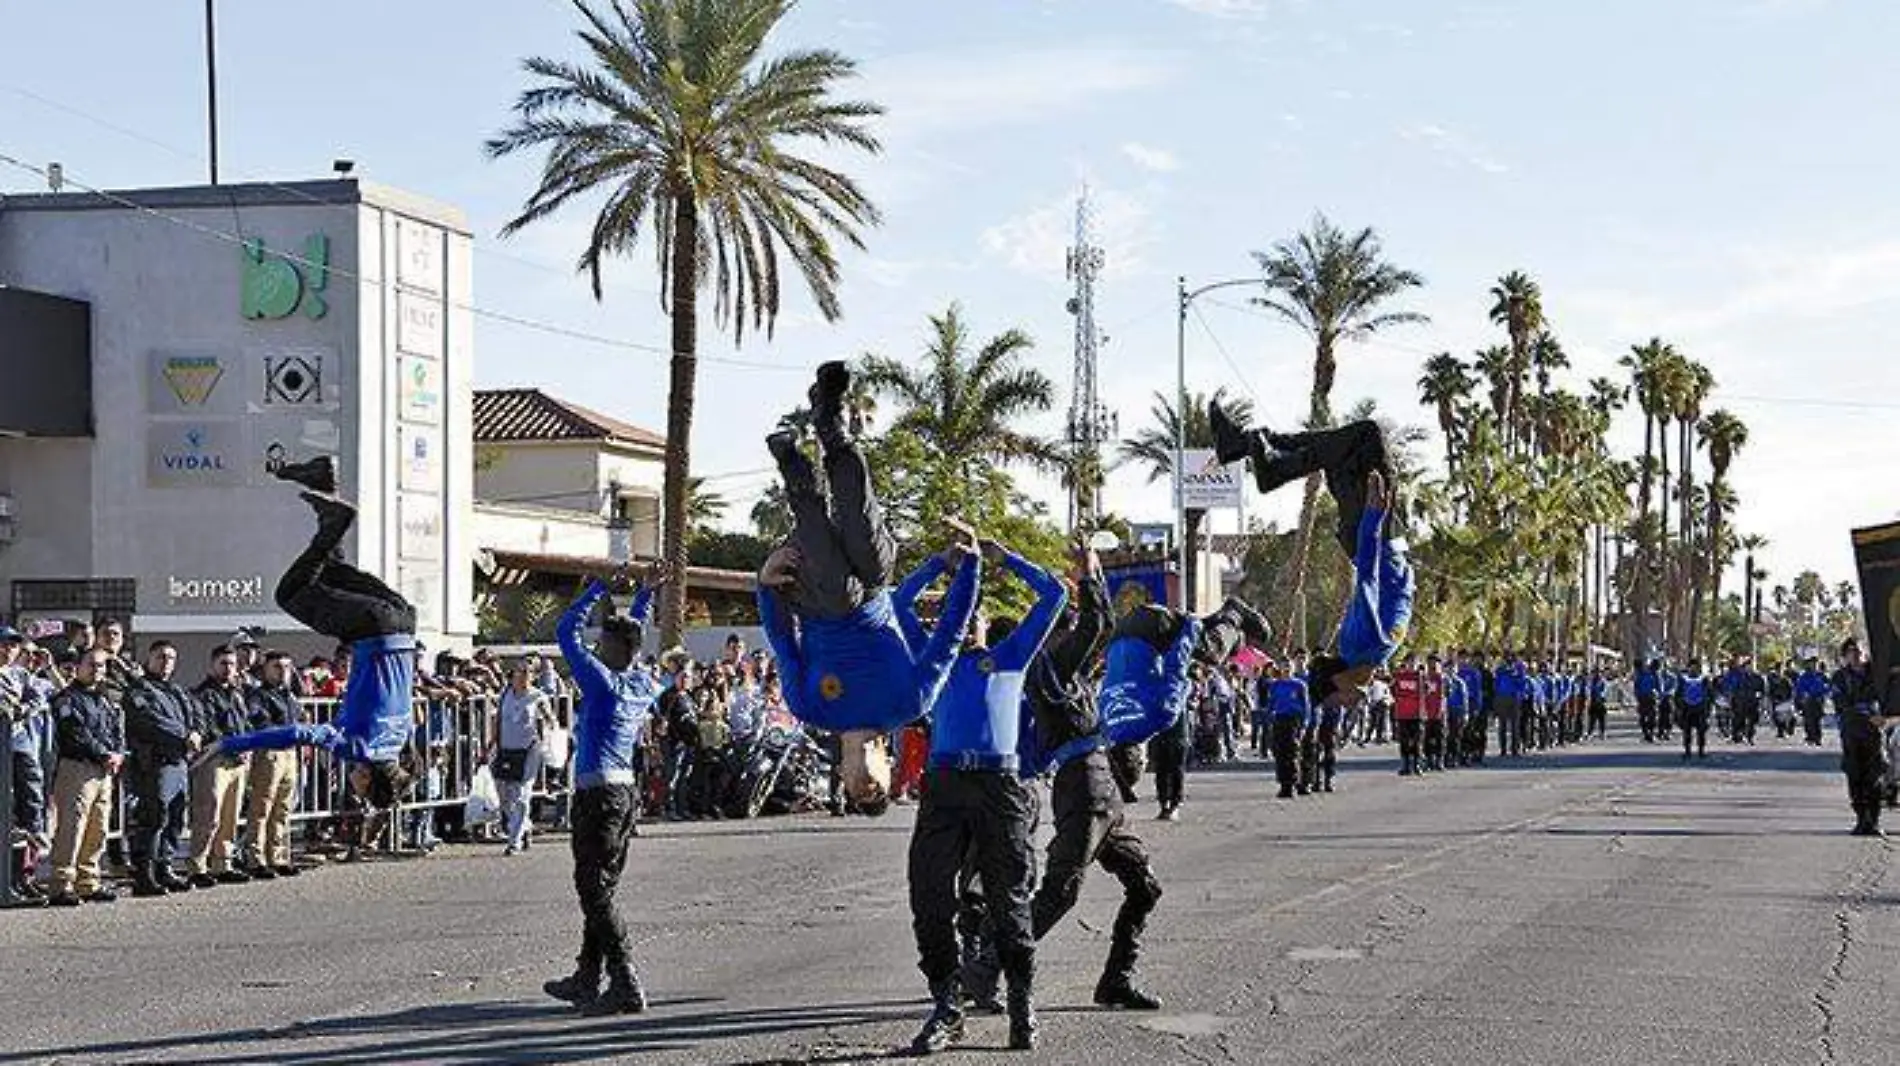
[1096,594,1267,749]
[961,543,1171,1019]
[199,457,414,814]
[755,361,982,811]
[1210,405,1416,710]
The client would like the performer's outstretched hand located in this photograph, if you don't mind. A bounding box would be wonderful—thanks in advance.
[979,538,1009,566]
[1367,469,1388,512]
[759,546,801,590]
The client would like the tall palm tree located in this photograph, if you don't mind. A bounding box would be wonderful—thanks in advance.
[1474,345,1513,427]
[1669,358,1713,653]
[1488,271,1544,450]
[1417,352,1475,475]
[1120,389,1254,614]
[687,477,728,534]
[488,0,884,644]
[1692,408,1748,653]
[1251,214,1426,637]
[1619,338,1674,655]
[858,303,1059,473]
[1528,330,1569,408]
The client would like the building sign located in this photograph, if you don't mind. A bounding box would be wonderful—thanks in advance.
[147,421,243,488]
[1176,449,1244,511]
[241,234,330,320]
[398,356,442,425]
[398,566,443,632]
[166,574,266,608]
[250,417,341,486]
[1106,564,1170,618]
[397,219,442,295]
[147,352,241,416]
[398,494,442,561]
[397,292,443,359]
[398,424,441,491]
[250,347,339,410]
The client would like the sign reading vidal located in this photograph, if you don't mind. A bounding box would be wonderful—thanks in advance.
[1176,449,1244,510]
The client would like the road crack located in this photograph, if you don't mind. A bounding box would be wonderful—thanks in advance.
[1813,841,1889,1066]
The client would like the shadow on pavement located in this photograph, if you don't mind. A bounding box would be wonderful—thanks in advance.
[2,997,927,1066]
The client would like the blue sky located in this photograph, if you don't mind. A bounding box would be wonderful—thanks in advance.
[4,0,1897,592]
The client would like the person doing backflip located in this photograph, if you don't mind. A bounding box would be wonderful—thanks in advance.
[199,457,415,817]
[1208,404,1416,711]
[755,361,982,812]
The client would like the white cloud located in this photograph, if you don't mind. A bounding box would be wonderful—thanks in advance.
[980,187,1159,282]
[863,46,1176,141]
[1399,122,1511,174]
[1120,142,1181,173]
[1572,240,1900,337]
[1165,0,1273,17]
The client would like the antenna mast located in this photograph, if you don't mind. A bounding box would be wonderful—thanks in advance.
[1065,187,1114,532]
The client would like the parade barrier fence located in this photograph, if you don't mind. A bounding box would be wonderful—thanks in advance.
[2,691,576,905]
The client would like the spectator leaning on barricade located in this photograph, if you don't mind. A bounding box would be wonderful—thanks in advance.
[244,652,304,879]
[46,648,124,906]
[189,645,254,887]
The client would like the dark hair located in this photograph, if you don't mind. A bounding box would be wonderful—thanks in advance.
[1841,637,1861,656]
[1308,654,1349,697]
[264,649,294,665]
[209,644,235,659]
[98,617,125,632]
[145,639,177,656]
[726,632,744,644]
[985,617,1018,649]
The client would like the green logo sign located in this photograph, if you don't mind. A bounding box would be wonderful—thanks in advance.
[241,234,329,320]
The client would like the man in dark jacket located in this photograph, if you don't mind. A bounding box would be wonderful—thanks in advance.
[46,649,124,906]
[123,641,200,896]
[1834,639,1889,836]
[188,645,253,887]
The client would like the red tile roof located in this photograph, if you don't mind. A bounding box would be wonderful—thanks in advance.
[473,388,666,449]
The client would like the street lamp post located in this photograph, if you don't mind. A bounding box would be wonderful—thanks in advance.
[1175,275,1262,612]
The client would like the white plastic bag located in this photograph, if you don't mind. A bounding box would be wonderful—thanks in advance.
[543,726,572,771]
[464,765,501,825]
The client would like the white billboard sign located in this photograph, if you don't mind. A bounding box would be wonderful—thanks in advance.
[1176,449,1244,510]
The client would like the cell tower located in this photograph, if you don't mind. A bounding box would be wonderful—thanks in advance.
[1065,188,1115,532]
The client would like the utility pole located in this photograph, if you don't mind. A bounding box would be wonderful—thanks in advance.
[205,0,220,184]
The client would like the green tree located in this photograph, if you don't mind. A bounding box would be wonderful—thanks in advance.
[488,0,884,644]
[1690,408,1748,655]
[687,477,727,534]
[1118,389,1254,613]
[1251,215,1426,638]
[1487,271,1544,451]
[1417,352,1475,475]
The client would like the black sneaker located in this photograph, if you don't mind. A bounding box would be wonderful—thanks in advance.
[809,361,851,438]
[580,979,648,1016]
[1207,400,1256,467]
[910,990,965,1056]
[1093,979,1162,1011]
[158,872,194,893]
[131,879,169,899]
[249,866,278,881]
[273,865,302,878]
[189,873,220,890]
[215,869,252,885]
[46,891,81,908]
[543,973,600,1006]
[1006,989,1037,1052]
[84,888,120,904]
[273,455,338,495]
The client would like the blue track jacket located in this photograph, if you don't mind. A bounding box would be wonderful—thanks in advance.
[1099,617,1204,746]
[929,550,1067,772]
[220,633,416,764]
[1337,505,1415,667]
[758,553,981,733]
[559,579,664,788]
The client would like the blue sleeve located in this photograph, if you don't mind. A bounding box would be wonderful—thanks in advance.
[627,585,654,627]
[1158,618,1204,717]
[755,586,805,680]
[1016,699,1041,779]
[917,554,982,679]
[558,580,616,710]
[1355,506,1387,579]
[892,555,949,655]
[219,723,339,756]
[993,550,1070,670]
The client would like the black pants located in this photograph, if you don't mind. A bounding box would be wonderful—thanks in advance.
[1680,708,1709,758]
[1496,697,1520,755]
[1032,752,1161,981]
[1465,713,1489,761]
[1588,699,1607,738]
[910,769,1036,989]
[570,784,641,982]
[128,758,188,870]
[276,505,417,642]
[1637,693,1657,741]
[1842,728,1886,824]
[775,430,895,619]
[1241,420,1395,558]
[1114,599,1253,664]
[1733,701,1759,743]
[1148,734,1187,808]
[1656,699,1673,739]
[1396,718,1423,770]
[1315,722,1338,785]
[1270,717,1303,795]
[11,749,45,837]
[1802,699,1826,745]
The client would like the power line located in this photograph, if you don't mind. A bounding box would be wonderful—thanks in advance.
[0,151,818,374]
[1188,303,1260,403]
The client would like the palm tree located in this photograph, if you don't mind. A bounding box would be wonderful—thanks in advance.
[857,303,1060,474]
[1251,214,1426,637]
[1417,352,1475,475]
[1120,389,1254,614]
[1692,408,1748,654]
[750,482,792,542]
[1670,358,1713,653]
[687,477,728,534]
[1619,338,1674,656]
[488,0,884,644]
[1488,271,1544,450]
[1528,330,1569,408]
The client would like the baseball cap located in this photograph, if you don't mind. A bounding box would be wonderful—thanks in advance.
[232,629,261,648]
[0,626,24,644]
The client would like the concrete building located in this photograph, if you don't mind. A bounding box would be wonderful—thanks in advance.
[0,179,474,657]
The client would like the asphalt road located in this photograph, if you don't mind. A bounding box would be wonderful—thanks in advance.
[7,723,1900,1066]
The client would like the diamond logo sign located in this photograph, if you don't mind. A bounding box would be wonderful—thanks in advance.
[265,354,322,405]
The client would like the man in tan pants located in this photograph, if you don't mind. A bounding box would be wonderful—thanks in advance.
[189,644,253,886]
[244,652,303,878]
[46,649,125,906]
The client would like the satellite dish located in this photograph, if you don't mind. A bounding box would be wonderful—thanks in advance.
[1087,530,1122,551]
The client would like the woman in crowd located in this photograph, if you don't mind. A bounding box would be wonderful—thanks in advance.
[490,658,558,855]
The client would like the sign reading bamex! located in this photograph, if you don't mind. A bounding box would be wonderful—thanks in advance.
[1176,449,1244,510]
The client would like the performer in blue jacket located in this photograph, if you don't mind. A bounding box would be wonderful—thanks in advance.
[755,362,983,811]
[1264,664,1311,799]
[542,565,669,1016]
[1300,472,1415,709]
[1796,657,1831,746]
[908,540,1067,1055]
[202,459,414,814]
[1676,660,1713,760]
[1634,659,1662,743]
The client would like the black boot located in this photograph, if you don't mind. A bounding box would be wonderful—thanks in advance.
[1006,979,1038,1052]
[1095,933,1162,1011]
[131,865,169,898]
[543,968,601,1007]
[910,978,966,1056]
[809,361,852,445]
[1228,597,1273,648]
[582,967,648,1015]
[273,455,338,495]
[300,491,358,540]
[1207,400,1256,467]
[959,941,1003,1014]
[156,867,194,893]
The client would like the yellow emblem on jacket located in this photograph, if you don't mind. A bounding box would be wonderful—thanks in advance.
[819,674,845,701]
[978,656,997,675]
